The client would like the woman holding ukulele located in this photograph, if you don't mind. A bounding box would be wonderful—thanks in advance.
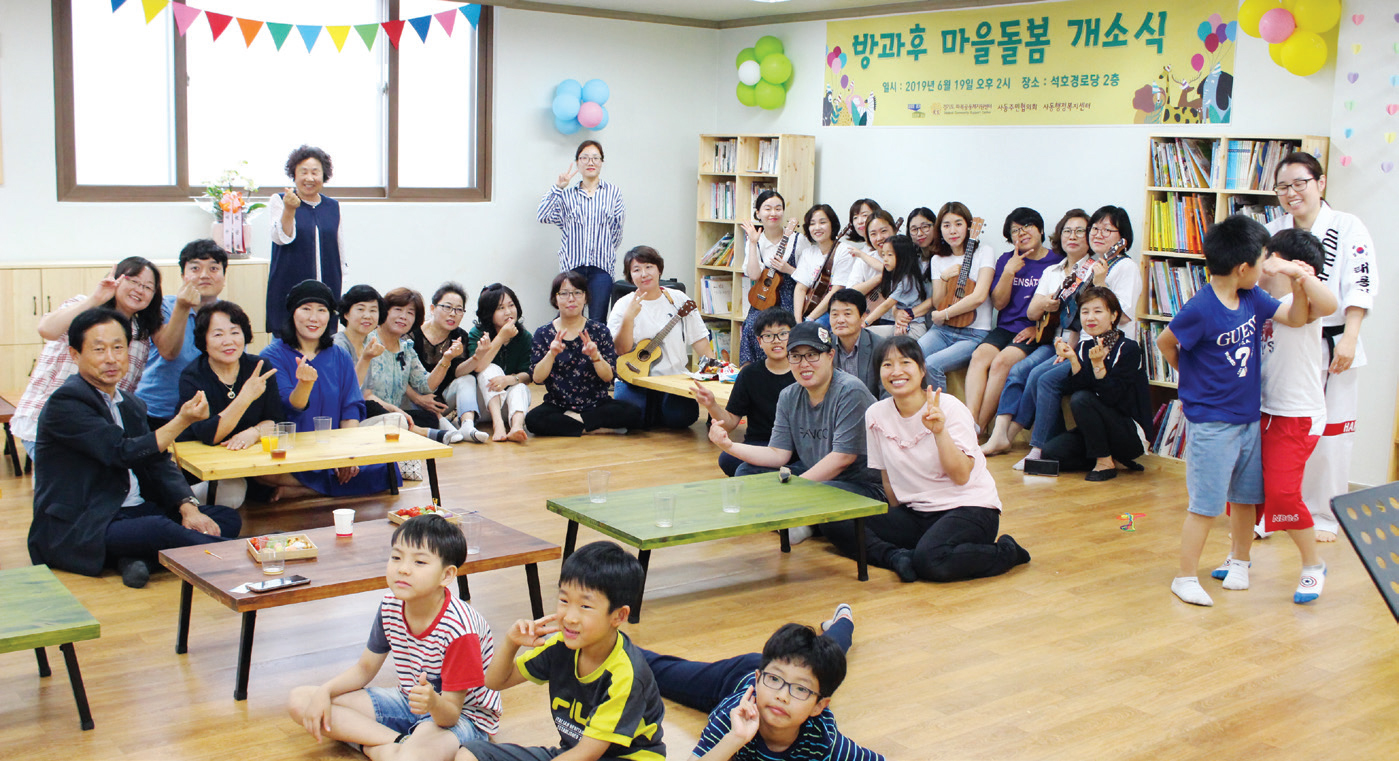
[738,190,803,364]
[915,202,997,393]
[792,204,844,323]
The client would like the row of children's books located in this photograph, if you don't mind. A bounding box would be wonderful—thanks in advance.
[1144,259,1209,317]
[708,324,731,358]
[754,138,780,174]
[1150,399,1189,458]
[699,233,735,267]
[711,139,737,173]
[1151,138,1212,188]
[707,181,737,221]
[1218,139,1299,191]
[699,275,735,316]
[1148,193,1213,254]
[1136,321,1179,385]
[1227,197,1287,225]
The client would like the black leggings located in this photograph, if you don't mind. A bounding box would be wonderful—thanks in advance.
[1042,390,1144,471]
[524,400,642,437]
[823,505,1021,582]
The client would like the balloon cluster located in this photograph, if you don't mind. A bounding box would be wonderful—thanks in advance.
[1239,0,1339,77]
[552,79,610,135]
[1189,15,1237,73]
[735,36,793,110]
[826,45,849,89]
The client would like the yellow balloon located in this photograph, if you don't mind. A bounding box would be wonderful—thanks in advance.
[1291,0,1340,33]
[1239,0,1284,37]
[1268,42,1286,66]
[1280,30,1328,76]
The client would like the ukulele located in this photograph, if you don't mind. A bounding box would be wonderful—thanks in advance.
[801,220,855,317]
[1034,238,1128,342]
[932,217,985,329]
[616,300,699,384]
[746,219,800,311]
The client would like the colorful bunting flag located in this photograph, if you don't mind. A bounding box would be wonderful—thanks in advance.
[170,2,200,36]
[141,0,169,24]
[297,24,321,52]
[206,11,232,41]
[326,25,351,52]
[354,23,379,51]
[267,22,293,50]
[111,0,128,11]
[435,9,457,37]
[237,17,262,47]
[462,4,481,27]
[408,15,432,43]
[381,19,406,49]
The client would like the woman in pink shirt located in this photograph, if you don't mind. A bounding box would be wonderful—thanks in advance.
[826,335,1031,583]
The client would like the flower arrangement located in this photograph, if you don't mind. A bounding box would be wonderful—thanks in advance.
[197,163,266,222]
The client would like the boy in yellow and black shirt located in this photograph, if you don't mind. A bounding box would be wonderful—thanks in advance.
[457,541,664,761]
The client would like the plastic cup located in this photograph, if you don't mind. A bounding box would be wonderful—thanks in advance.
[271,432,288,459]
[261,538,285,575]
[333,508,355,537]
[654,492,675,528]
[276,422,296,450]
[462,512,483,555]
[588,470,610,504]
[314,416,332,443]
[721,480,742,514]
[384,416,402,442]
[260,434,275,452]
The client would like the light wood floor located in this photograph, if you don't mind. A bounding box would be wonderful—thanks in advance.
[1,421,1395,760]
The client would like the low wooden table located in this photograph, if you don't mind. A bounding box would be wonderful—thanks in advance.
[158,517,560,700]
[0,392,25,476]
[546,472,887,623]
[626,374,733,407]
[0,566,100,730]
[173,426,452,504]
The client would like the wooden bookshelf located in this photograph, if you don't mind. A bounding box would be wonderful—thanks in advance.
[694,134,814,359]
[1138,133,1329,459]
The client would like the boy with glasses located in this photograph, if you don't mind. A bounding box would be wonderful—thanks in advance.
[694,308,796,476]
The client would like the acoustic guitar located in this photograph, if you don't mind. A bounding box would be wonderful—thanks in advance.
[746,219,800,311]
[616,300,698,385]
[1033,238,1128,342]
[932,217,985,329]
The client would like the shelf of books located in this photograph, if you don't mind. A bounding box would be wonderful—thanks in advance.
[1138,132,1328,459]
[694,134,814,359]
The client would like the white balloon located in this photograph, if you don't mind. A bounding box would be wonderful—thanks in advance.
[738,60,761,87]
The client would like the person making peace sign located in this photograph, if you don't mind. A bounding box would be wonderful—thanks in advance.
[538,140,626,323]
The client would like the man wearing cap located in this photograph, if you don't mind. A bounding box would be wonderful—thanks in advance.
[709,321,884,543]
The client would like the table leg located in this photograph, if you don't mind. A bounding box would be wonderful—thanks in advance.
[629,550,650,625]
[206,479,219,506]
[855,517,869,582]
[427,459,441,504]
[779,529,791,553]
[59,643,94,731]
[176,580,193,654]
[3,422,20,476]
[526,563,543,619]
[562,521,579,560]
[388,465,399,496]
[457,574,471,601]
[35,647,51,677]
[234,611,257,701]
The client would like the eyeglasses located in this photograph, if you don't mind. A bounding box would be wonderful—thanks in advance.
[1061,226,1088,238]
[1010,225,1035,237]
[758,330,791,343]
[556,289,585,300]
[1090,225,1118,236]
[1273,177,1315,195]
[759,671,819,701]
[908,223,934,235]
[434,304,466,316]
[577,155,603,165]
[123,280,156,295]
[788,350,824,366]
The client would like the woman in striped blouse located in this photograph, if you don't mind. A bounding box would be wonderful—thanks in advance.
[538,140,626,323]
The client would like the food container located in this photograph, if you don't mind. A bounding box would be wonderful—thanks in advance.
[388,506,460,525]
[246,533,319,562]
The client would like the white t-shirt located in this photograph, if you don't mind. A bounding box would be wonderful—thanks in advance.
[927,242,998,331]
[607,288,708,376]
[834,241,880,289]
[742,231,803,284]
[1260,293,1327,420]
[1032,252,1142,342]
[790,236,835,289]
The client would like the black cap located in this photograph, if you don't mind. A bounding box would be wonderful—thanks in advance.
[785,322,833,353]
[285,279,336,314]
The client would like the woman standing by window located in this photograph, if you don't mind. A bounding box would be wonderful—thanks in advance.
[267,145,342,332]
[538,140,625,323]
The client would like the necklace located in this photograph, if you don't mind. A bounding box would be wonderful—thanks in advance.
[212,365,238,399]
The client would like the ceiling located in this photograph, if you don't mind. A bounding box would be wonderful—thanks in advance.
[493,0,1012,28]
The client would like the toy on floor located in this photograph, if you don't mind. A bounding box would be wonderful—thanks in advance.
[1119,512,1145,531]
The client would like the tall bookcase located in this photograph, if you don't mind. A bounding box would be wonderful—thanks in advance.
[1137,132,1329,458]
[694,133,815,359]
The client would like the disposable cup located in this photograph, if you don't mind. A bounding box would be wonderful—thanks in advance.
[654,492,675,528]
[462,513,483,555]
[262,538,285,575]
[721,480,742,514]
[314,416,333,443]
[333,508,355,537]
[588,470,610,504]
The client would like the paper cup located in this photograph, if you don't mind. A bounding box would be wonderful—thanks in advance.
[333,508,355,537]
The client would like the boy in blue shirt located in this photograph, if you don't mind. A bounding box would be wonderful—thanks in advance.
[458,541,665,761]
[1157,215,1314,607]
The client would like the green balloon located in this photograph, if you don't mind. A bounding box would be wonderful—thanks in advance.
[755,80,786,110]
[736,82,757,107]
[760,53,793,85]
[736,47,757,68]
[754,35,784,60]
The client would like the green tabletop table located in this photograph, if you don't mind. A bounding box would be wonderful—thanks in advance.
[546,472,887,622]
[0,565,101,730]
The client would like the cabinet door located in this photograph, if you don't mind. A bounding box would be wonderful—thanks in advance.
[223,261,268,335]
[39,268,98,316]
[0,269,43,345]
[0,345,41,392]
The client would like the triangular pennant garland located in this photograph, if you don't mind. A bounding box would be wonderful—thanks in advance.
[170,2,200,36]
[326,25,351,52]
[354,23,379,51]
[237,17,263,47]
[434,9,457,37]
[111,0,128,11]
[206,11,232,41]
[462,4,481,27]
[408,15,432,43]
[381,19,406,49]
[266,22,293,50]
[297,24,322,52]
[141,0,169,24]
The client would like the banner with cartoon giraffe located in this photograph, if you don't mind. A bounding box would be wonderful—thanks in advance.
[824,0,1238,126]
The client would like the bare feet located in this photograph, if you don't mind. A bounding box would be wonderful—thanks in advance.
[271,485,315,502]
[506,428,528,443]
[1317,530,1337,542]
[491,429,509,442]
[980,435,1011,456]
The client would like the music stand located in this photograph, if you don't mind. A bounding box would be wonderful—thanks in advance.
[1332,482,1399,624]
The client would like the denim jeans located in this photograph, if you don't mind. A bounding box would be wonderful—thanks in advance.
[572,265,615,324]
[1016,358,1074,449]
[994,344,1055,417]
[614,380,699,429]
[917,325,989,392]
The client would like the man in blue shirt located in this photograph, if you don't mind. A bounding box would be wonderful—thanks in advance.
[136,239,228,428]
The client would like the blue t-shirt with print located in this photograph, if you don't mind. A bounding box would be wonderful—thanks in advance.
[134,296,200,418]
[991,250,1064,332]
[1169,285,1281,425]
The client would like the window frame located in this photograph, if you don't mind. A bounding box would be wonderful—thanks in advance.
[51,0,492,202]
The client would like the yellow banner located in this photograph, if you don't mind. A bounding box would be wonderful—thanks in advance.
[824,0,1238,126]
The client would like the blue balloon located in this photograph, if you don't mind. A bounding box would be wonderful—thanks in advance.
[552,93,581,121]
[592,107,609,131]
[554,116,582,135]
[556,79,582,99]
[581,79,610,105]
[1225,20,1238,42]
[1197,21,1212,42]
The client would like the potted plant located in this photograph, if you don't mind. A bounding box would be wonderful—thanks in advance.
[196,163,266,258]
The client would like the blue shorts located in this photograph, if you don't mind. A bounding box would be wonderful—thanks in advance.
[366,686,488,746]
[1184,419,1264,517]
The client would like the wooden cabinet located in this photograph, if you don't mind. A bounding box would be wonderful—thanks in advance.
[0,269,42,346]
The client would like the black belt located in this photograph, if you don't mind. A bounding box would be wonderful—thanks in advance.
[1321,324,1344,356]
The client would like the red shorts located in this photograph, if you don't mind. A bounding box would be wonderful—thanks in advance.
[1260,413,1320,531]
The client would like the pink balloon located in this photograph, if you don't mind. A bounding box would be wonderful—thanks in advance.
[1208,13,1222,26]
[1205,33,1219,52]
[1259,8,1296,44]
[577,101,604,129]
[1191,53,1205,72]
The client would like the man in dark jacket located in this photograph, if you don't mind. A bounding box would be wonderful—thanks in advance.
[28,308,240,588]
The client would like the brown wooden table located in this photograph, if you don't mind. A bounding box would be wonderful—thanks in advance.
[626,374,733,407]
[0,392,25,476]
[158,517,560,700]
[172,427,453,504]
